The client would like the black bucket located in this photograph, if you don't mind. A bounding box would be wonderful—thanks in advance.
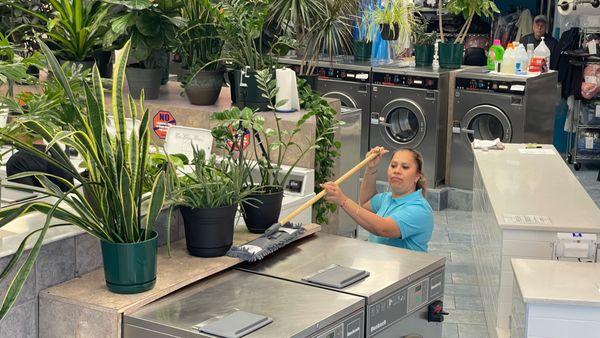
[180,204,236,257]
[242,190,284,233]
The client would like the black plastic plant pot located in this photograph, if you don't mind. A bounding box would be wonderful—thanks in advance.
[380,23,400,41]
[180,204,236,257]
[242,190,284,234]
[184,70,224,105]
[230,69,270,110]
[298,74,319,91]
[125,65,162,100]
[100,231,158,294]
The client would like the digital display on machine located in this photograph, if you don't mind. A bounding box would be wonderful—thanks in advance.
[456,78,526,95]
[372,72,438,89]
[316,67,370,83]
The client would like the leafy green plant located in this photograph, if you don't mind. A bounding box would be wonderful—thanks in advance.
[439,0,499,44]
[297,78,343,224]
[220,0,295,71]
[412,16,436,46]
[103,0,186,69]
[0,32,43,86]
[170,148,251,209]
[176,0,224,75]
[143,152,188,193]
[0,39,167,319]
[11,0,112,61]
[354,3,377,43]
[372,0,417,47]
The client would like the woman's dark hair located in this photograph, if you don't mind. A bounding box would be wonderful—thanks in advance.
[392,148,428,196]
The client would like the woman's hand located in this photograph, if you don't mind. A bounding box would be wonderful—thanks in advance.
[366,146,389,169]
[321,182,347,205]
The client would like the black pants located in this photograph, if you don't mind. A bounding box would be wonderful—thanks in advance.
[6,146,73,192]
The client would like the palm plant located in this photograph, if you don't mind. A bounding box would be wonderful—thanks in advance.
[0,39,167,317]
[11,0,112,61]
[268,0,354,75]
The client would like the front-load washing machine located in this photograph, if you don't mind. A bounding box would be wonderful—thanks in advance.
[449,68,559,189]
[316,58,372,158]
[369,66,450,188]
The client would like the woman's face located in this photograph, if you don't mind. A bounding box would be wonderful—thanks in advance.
[387,150,421,195]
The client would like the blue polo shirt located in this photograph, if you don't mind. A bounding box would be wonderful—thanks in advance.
[368,189,434,252]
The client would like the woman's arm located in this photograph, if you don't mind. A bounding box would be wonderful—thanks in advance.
[359,168,378,205]
[341,197,401,238]
[359,146,388,205]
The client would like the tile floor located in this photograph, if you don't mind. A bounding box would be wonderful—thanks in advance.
[431,164,600,338]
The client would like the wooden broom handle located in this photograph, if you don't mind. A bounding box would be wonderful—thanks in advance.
[279,150,382,225]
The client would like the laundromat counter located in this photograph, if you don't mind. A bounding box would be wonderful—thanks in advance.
[37,223,321,338]
[104,81,319,170]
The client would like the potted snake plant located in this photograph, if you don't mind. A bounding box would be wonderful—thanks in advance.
[0,39,167,304]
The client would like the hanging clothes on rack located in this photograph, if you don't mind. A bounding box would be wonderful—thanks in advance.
[556,27,582,99]
[515,9,533,41]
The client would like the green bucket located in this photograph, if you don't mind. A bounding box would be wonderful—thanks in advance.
[100,231,158,294]
[354,40,372,62]
[439,42,464,69]
[414,44,434,67]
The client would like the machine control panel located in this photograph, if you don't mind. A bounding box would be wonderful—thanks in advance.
[317,67,370,83]
[456,78,527,95]
[367,268,445,336]
[313,311,364,338]
[372,73,438,89]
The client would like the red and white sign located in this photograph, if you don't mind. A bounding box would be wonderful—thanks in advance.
[153,110,176,139]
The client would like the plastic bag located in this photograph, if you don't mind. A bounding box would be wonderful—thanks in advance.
[581,64,600,99]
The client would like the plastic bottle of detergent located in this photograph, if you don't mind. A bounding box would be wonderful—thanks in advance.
[487,39,505,71]
[515,44,529,75]
[533,37,551,67]
[501,43,515,74]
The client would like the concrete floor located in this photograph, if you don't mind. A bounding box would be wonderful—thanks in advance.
[433,163,600,338]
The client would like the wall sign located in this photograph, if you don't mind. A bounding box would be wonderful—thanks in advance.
[153,110,176,139]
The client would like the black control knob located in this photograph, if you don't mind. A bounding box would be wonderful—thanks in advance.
[428,300,449,322]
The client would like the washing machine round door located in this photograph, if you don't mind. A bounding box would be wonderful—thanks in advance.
[379,99,426,147]
[462,105,512,143]
[323,92,357,108]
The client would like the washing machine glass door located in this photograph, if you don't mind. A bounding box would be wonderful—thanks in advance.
[323,91,358,108]
[380,99,426,147]
[462,105,512,143]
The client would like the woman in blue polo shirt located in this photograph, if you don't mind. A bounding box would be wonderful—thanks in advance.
[321,146,434,252]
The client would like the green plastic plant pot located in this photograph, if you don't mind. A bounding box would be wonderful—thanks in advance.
[354,40,372,62]
[439,42,464,69]
[414,44,434,67]
[100,231,158,294]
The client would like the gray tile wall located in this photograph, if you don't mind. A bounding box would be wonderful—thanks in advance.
[0,209,184,337]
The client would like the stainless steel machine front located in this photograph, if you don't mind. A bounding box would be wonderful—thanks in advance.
[238,233,447,337]
[124,270,365,338]
[338,107,362,237]
[449,68,559,189]
[369,66,450,188]
[315,59,372,159]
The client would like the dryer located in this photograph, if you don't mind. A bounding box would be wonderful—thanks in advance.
[315,59,372,158]
[369,66,450,188]
[449,68,559,189]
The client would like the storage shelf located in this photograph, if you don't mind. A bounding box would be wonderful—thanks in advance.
[575,154,600,160]
[577,124,600,129]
